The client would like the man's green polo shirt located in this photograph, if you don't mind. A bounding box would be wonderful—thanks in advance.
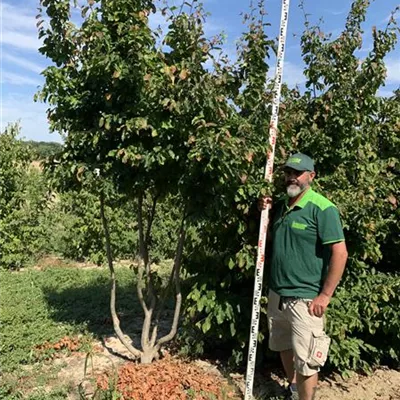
[269,188,345,299]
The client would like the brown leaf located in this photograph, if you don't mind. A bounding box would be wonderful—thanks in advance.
[179,69,189,80]
[246,152,254,162]
[388,195,397,207]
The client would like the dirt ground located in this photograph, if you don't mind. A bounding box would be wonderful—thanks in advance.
[48,334,400,400]
[316,369,400,400]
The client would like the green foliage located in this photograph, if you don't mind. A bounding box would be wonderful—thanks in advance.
[180,1,277,363]
[327,268,400,375]
[49,190,137,264]
[0,124,50,269]
[181,0,400,372]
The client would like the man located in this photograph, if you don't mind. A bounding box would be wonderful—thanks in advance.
[259,153,348,400]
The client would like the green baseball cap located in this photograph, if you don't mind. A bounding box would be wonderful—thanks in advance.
[284,152,314,172]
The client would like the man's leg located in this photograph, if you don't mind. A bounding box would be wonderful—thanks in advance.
[267,291,294,395]
[280,349,296,384]
[296,372,318,400]
[289,299,326,400]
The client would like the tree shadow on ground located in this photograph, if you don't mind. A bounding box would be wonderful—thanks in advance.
[42,275,175,345]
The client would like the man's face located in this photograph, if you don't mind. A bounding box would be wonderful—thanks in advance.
[284,168,315,198]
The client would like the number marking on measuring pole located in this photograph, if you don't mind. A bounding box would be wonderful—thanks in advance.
[244,1,290,399]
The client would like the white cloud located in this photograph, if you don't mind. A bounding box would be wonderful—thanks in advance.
[386,57,400,84]
[0,2,42,51]
[0,93,61,142]
[324,9,347,16]
[1,2,37,31]
[1,31,41,51]
[1,71,42,86]
[3,53,44,74]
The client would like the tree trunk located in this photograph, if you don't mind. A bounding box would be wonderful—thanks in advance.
[137,192,155,352]
[140,349,158,364]
[100,189,141,359]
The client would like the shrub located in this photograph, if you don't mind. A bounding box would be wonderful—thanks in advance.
[0,124,50,269]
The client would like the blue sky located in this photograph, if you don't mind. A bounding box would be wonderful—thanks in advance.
[1,0,399,142]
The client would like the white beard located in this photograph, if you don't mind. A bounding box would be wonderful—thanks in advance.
[286,184,303,198]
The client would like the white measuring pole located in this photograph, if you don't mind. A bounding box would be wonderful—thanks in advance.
[244,0,290,399]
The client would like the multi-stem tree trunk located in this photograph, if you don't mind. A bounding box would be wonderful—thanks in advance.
[99,190,141,359]
[99,188,186,364]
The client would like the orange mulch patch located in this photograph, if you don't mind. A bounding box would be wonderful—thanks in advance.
[96,355,239,400]
[35,336,83,359]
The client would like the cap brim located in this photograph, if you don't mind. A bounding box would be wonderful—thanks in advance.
[283,164,309,172]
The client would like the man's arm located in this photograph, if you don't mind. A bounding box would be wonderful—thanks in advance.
[308,241,348,317]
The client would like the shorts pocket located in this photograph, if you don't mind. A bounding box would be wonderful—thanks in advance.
[306,331,331,368]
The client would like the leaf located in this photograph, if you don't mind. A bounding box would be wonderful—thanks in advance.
[81,6,89,17]
[76,166,85,182]
[179,69,189,80]
[230,323,236,336]
[245,152,254,162]
[202,318,211,334]
[388,195,397,207]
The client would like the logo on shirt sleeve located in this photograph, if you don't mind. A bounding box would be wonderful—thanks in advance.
[292,221,307,230]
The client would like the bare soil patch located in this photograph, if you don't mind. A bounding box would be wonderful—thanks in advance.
[30,255,99,270]
[316,368,400,400]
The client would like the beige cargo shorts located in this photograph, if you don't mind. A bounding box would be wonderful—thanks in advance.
[267,290,331,377]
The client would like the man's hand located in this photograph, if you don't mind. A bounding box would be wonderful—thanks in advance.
[308,293,330,318]
[258,196,273,212]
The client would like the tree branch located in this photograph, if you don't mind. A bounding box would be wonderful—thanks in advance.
[156,214,186,348]
[145,192,159,249]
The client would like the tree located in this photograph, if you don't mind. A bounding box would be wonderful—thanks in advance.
[36,0,257,363]
[183,0,400,373]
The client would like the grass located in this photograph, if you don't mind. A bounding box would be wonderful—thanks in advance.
[0,266,141,372]
[0,265,145,399]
